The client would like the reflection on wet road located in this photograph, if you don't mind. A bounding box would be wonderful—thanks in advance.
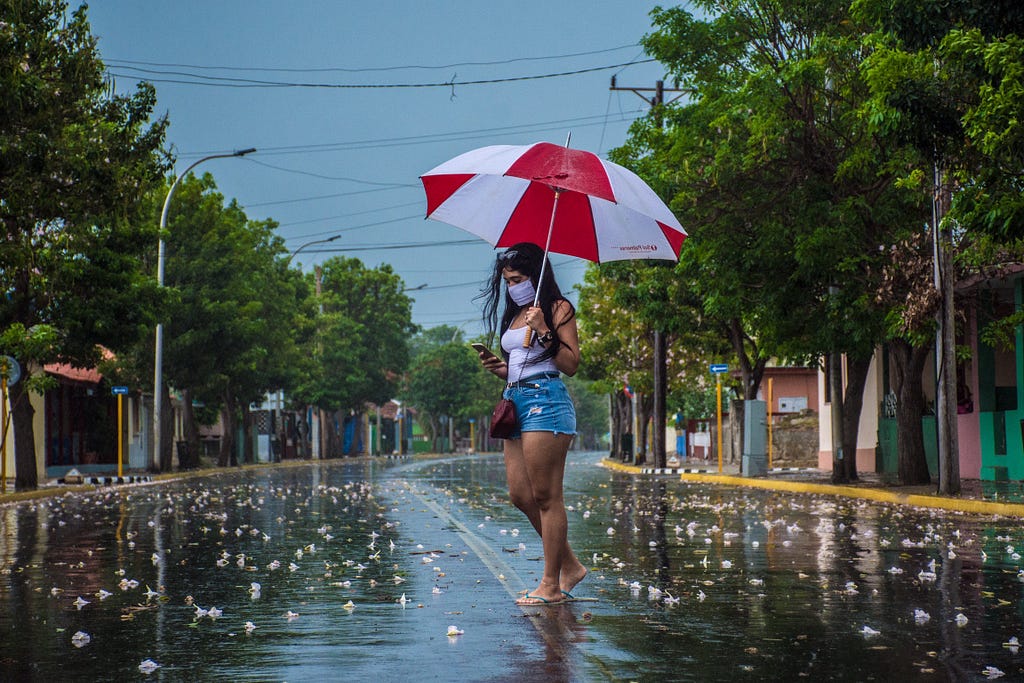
[3,452,1024,681]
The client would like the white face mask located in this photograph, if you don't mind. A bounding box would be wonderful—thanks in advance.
[507,279,536,306]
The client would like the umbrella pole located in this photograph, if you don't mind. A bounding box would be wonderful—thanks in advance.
[523,189,561,347]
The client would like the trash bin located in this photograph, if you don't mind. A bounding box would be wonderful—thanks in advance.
[621,432,633,463]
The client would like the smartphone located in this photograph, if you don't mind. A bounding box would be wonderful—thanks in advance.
[471,343,497,360]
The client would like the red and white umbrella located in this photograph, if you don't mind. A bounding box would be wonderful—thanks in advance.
[420,141,687,264]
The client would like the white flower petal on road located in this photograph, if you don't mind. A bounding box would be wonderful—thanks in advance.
[138,659,161,674]
[207,606,223,619]
[1003,636,1020,653]
[71,631,91,648]
[982,666,1005,679]
[285,610,300,620]
[955,613,969,627]
[606,527,615,536]
[398,593,409,606]
[342,601,356,611]
[446,625,464,637]
[95,589,112,600]
[860,625,880,638]
[73,596,89,609]
[144,586,160,601]
[913,609,930,625]
[244,621,257,634]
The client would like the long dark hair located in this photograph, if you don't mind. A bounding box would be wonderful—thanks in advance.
[478,242,575,365]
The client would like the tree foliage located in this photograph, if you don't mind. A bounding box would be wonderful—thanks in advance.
[294,257,416,414]
[157,173,305,465]
[0,0,168,488]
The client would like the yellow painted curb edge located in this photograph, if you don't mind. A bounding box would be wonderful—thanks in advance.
[600,459,1024,518]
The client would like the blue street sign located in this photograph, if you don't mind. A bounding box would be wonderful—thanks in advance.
[1,355,21,386]
[112,386,129,395]
[710,364,729,374]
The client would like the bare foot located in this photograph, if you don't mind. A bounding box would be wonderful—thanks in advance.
[516,579,563,606]
[560,558,588,597]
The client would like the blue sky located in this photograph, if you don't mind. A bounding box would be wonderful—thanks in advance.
[86,1,670,338]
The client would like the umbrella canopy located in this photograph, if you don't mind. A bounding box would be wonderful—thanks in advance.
[421,142,687,263]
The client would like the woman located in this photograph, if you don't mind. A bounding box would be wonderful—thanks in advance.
[477,242,588,606]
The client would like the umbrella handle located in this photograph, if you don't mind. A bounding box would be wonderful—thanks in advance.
[522,187,561,349]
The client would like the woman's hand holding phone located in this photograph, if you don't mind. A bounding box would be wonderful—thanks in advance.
[472,343,507,379]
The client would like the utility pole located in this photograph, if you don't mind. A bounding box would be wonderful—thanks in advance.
[609,77,687,468]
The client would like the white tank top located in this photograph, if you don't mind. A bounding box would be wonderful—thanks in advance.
[501,326,559,381]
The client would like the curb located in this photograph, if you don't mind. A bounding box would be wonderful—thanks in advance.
[58,475,153,486]
[602,459,1024,518]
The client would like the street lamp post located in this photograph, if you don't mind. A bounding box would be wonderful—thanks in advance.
[286,234,343,266]
[286,235,341,461]
[152,148,256,471]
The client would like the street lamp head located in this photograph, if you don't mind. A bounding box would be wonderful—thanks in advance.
[234,148,257,156]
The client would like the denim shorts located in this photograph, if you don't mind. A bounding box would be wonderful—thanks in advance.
[501,374,576,439]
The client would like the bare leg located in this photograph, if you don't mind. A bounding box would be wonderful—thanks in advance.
[506,432,586,604]
[504,437,587,597]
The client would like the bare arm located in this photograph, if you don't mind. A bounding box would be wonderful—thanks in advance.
[525,300,579,376]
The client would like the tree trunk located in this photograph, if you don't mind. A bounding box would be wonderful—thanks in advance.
[180,388,202,470]
[609,392,620,458]
[159,381,174,472]
[891,340,931,485]
[241,401,253,465]
[219,389,237,467]
[840,354,873,482]
[727,318,767,400]
[636,393,653,464]
[428,415,439,452]
[652,329,667,468]
[9,380,37,491]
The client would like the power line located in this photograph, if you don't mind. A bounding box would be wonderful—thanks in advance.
[244,158,419,185]
[301,238,480,252]
[105,59,656,89]
[279,214,421,233]
[187,111,645,158]
[104,44,641,74]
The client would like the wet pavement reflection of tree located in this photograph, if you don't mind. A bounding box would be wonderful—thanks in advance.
[2,453,1024,681]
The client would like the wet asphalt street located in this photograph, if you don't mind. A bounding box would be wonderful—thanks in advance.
[3,451,1024,681]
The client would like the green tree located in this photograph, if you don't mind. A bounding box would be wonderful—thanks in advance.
[852,0,1024,237]
[0,1,168,489]
[405,342,480,451]
[622,0,931,481]
[159,174,305,467]
[292,257,415,456]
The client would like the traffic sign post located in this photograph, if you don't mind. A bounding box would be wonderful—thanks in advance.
[710,364,728,473]
[112,386,129,477]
